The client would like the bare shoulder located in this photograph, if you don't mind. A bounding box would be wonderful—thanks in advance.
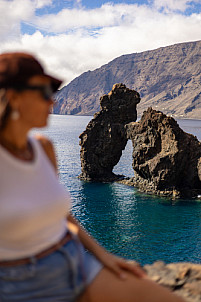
[34,134,53,150]
[34,134,58,172]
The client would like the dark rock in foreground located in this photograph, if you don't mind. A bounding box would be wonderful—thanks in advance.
[144,262,201,302]
[124,107,201,198]
[79,84,140,181]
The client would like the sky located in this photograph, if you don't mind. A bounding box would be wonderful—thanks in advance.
[0,0,201,86]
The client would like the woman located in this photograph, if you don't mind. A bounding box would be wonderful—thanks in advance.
[0,52,184,302]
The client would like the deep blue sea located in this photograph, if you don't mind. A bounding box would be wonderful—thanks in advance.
[33,115,201,265]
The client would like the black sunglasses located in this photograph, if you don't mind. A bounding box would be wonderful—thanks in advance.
[15,85,54,101]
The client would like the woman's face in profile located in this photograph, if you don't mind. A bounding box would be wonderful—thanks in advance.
[12,75,54,129]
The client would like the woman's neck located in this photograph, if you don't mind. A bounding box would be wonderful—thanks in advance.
[0,122,34,161]
[0,121,29,149]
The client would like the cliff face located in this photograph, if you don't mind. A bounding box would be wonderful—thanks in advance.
[54,40,201,119]
[79,84,140,181]
[125,108,201,198]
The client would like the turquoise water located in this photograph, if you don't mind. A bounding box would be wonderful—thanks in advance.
[33,115,201,265]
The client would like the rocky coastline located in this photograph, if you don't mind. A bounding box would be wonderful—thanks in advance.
[143,261,201,302]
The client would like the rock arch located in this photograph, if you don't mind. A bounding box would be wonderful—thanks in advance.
[79,84,201,198]
[79,83,140,181]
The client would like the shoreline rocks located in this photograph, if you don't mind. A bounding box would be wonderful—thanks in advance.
[144,261,201,302]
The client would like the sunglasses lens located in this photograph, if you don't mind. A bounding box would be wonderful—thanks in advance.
[42,86,53,101]
[14,85,54,101]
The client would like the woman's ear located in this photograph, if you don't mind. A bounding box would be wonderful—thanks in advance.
[5,89,20,110]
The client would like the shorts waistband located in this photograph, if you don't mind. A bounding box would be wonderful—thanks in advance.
[0,231,73,267]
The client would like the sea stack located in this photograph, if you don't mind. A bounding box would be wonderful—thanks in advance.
[79,83,140,181]
[125,107,201,198]
[198,158,201,182]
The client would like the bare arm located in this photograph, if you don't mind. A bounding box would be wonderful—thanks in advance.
[68,213,146,278]
[68,213,107,259]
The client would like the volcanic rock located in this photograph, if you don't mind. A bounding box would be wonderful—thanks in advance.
[144,262,201,302]
[198,158,201,182]
[125,107,201,198]
[79,84,140,181]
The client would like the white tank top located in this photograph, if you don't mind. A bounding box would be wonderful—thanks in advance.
[0,136,71,260]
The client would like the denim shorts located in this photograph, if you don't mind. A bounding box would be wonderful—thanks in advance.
[0,236,103,301]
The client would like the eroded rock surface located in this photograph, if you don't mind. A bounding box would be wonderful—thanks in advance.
[79,84,140,181]
[144,262,201,302]
[125,107,201,198]
[198,158,201,183]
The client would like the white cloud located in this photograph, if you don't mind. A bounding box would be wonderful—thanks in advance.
[35,0,53,9]
[75,0,82,8]
[152,0,201,12]
[33,4,131,33]
[0,0,34,40]
[0,1,201,86]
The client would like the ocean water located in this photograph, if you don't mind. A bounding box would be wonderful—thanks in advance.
[33,115,201,265]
